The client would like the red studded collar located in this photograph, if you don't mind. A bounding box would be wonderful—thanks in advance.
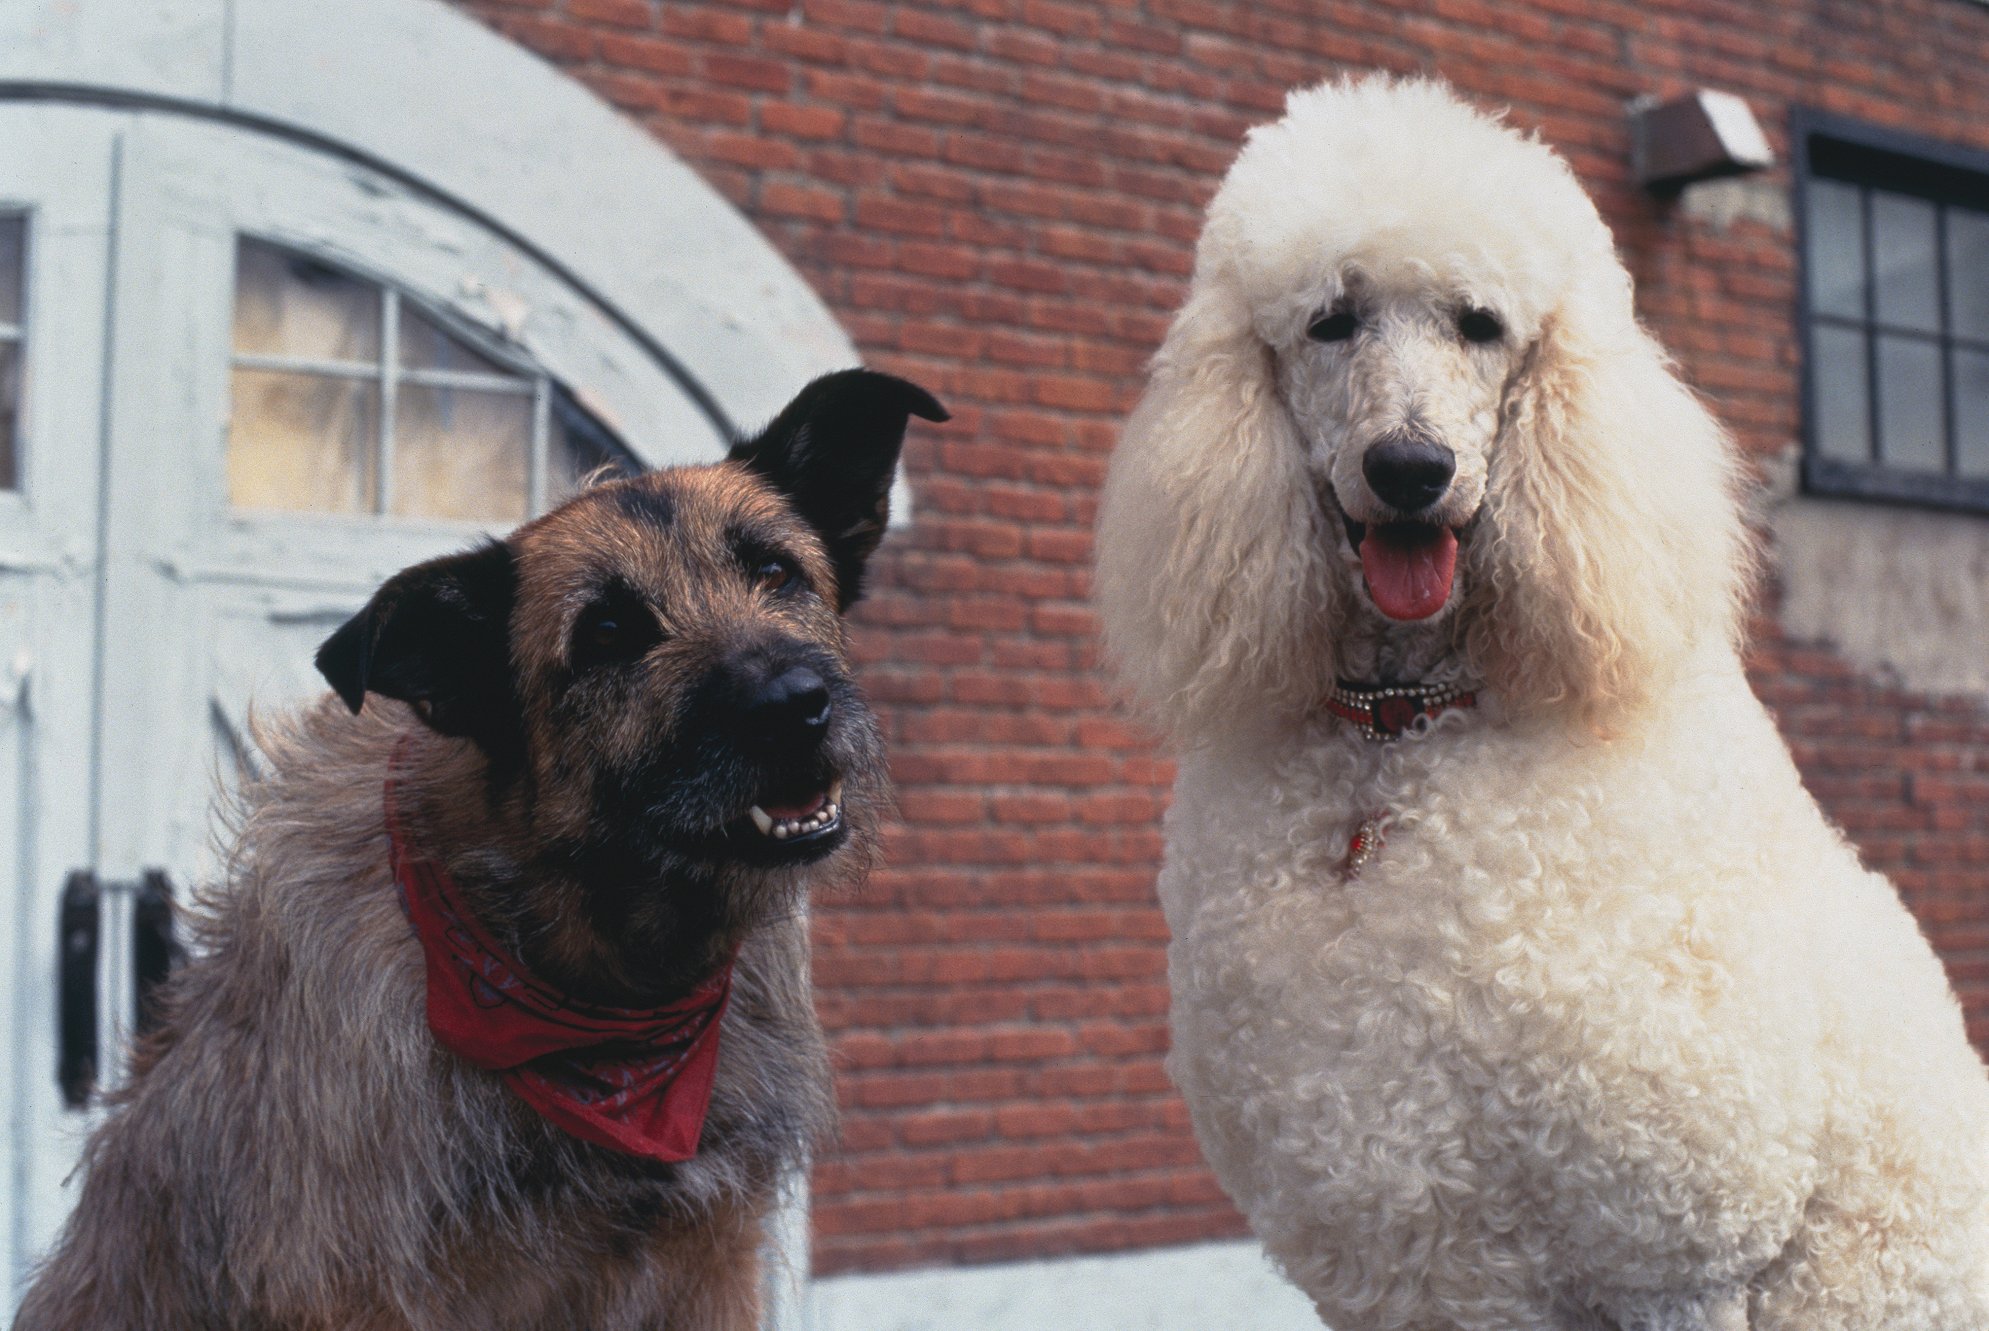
[1325,680,1476,742]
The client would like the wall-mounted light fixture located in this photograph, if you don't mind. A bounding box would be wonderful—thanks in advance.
[1630,89,1775,192]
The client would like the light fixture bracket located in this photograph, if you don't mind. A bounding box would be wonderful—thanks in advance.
[1630,90,1775,192]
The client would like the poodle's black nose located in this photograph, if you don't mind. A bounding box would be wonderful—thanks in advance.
[1362,434,1456,513]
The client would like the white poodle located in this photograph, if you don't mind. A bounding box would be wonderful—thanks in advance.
[1096,76,1989,1331]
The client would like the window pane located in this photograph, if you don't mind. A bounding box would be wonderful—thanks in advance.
[1811,323,1871,463]
[1805,179,1865,320]
[547,393,631,506]
[392,384,529,522]
[233,238,381,364]
[1871,192,1941,333]
[0,342,17,490]
[1874,333,1945,472]
[1949,207,1989,343]
[228,368,379,512]
[1956,348,1989,479]
[0,215,22,327]
[399,306,516,379]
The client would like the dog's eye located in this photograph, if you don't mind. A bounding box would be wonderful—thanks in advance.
[1307,309,1359,343]
[1458,308,1504,344]
[753,557,799,596]
[571,589,661,670]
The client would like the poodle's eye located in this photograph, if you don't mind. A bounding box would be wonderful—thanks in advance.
[1307,309,1360,343]
[1458,308,1504,344]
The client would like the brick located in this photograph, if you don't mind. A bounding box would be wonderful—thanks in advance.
[760,101,847,139]
[487,14,597,60]
[644,85,754,126]
[596,31,692,73]
[801,0,890,31]
[894,8,980,50]
[699,129,803,170]
[898,1107,996,1146]
[659,7,752,40]
[759,181,846,222]
[564,0,652,27]
[854,194,952,237]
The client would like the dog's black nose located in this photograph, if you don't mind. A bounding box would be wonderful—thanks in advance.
[743,665,832,748]
[1362,435,1456,513]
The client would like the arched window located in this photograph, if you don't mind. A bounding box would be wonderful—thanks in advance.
[228,238,633,520]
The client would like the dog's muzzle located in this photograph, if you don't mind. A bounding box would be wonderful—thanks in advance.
[1338,432,1467,622]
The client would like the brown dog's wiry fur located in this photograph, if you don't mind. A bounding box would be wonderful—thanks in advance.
[17,370,946,1331]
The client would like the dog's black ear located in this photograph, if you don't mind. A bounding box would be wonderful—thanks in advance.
[316,540,519,747]
[730,369,947,609]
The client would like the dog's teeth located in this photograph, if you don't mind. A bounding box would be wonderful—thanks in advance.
[829,779,844,806]
[756,798,842,843]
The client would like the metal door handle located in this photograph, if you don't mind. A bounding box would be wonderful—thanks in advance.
[56,868,181,1107]
[133,868,179,1036]
[58,871,99,1108]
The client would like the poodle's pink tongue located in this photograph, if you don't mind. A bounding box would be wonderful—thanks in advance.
[1359,524,1458,621]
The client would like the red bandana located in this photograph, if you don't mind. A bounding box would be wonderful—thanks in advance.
[385,789,732,1164]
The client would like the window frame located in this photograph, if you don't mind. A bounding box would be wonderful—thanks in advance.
[1794,108,1989,513]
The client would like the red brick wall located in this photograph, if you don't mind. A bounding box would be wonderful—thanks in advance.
[453,0,1989,1276]
[1751,617,1989,1045]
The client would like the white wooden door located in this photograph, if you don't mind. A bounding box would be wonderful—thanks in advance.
[3,106,726,1304]
[0,105,124,1303]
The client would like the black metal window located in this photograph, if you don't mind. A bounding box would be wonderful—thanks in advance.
[1796,111,1989,512]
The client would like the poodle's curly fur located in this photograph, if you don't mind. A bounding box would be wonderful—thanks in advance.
[1096,76,1989,1331]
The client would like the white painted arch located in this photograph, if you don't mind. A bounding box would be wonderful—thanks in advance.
[0,0,859,445]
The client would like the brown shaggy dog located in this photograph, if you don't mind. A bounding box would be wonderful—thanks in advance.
[16,370,945,1331]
